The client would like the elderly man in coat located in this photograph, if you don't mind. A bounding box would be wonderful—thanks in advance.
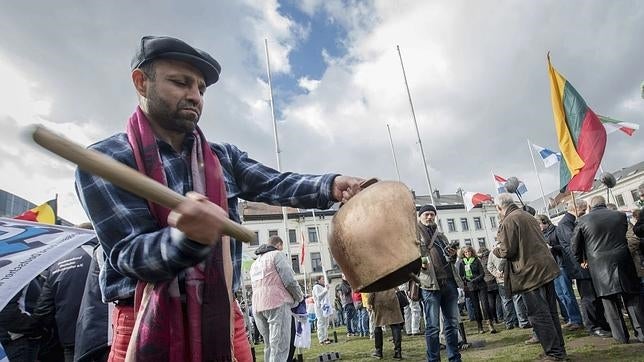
[492,193,566,361]
[571,196,644,344]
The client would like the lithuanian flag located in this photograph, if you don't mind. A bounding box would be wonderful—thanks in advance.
[547,55,606,192]
[14,199,58,224]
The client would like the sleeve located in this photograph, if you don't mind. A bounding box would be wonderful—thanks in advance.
[0,291,43,337]
[313,285,328,302]
[274,252,304,303]
[570,224,586,264]
[493,221,517,260]
[487,253,497,275]
[470,259,485,283]
[32,270,56,329]
[225,144,339,209]
[634,210,644,238]
[75,161,212,284]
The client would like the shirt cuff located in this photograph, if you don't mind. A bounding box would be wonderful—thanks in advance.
[320,173,341,208]
[170,228,212,260]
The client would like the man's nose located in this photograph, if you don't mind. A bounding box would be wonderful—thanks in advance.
[185,85,203,105]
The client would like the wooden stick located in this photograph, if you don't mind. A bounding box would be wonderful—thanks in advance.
[31,125,255,243]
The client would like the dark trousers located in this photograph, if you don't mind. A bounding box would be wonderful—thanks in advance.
[343,304,357,334]
[486,289,500,322]
[374,324,402,353]
[465,287,490,322]
[522,281,567,359]
[576,278,610,332]
[601,293,644,343]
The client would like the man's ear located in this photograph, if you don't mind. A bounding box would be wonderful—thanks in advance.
[132,69,148,97]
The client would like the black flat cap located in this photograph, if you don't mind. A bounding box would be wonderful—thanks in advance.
[131,36,221,86]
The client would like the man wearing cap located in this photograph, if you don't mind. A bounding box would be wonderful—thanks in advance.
[75,35,363,362]
[416,204,461,362]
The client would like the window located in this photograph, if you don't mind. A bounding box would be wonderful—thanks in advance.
[615,194,625,207]
[291,255,300,274]
[251,231,259,246]
[461,218,469,232]
[490,216,497,229]
[477,237,486,249]
[464,239,472,246]
[631,189,640,203]
[311,252,322,272]
[308,227,318,243]
[474,217,482,230]
[447,218,456,232]
[288,229,297,244]
[268,229,278,238]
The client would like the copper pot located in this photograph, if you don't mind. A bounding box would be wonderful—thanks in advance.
[329,181,421,292]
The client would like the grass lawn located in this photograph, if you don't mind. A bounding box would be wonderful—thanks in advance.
[252,319,644,361]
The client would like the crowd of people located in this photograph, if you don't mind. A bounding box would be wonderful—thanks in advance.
[0,33,643,362]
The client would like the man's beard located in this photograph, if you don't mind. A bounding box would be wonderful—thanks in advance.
[147,85,200,133]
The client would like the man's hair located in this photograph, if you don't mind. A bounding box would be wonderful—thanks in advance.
[606,203,618,210]
[495,193,515,209]
[590,195,606,208]
[138,61,157,81]
[317,275,325,282]
[536,214,551,225]
[268,236,283,247]
[567,199,588,212]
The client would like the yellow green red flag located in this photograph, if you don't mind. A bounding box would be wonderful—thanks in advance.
[13,199,57,224]
[547,54,606,192]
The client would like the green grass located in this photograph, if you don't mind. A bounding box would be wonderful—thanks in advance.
[252,319,644,361]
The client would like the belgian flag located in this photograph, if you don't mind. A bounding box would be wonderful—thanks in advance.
[14,198,58,225]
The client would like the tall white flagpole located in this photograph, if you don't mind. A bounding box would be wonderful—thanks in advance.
[526,139,549,215]
[396,45,435,205]
[264,38,291,258]
[386,123,402,182]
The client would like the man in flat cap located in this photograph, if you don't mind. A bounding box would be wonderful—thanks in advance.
[416,204,462,362]
[75,35,363,362]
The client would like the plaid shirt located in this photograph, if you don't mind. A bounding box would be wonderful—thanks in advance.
[75,132,337,302]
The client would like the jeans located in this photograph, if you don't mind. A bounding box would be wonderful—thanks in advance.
[513,293,530,327]
[522,281,567,359]
[553,268,583,325]
[404,300,422,334]
[343,303,357,334]
[357,307,370,336]
[498,283,518,327]
[421,279,462,362]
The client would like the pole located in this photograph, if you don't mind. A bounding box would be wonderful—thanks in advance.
[527,139,550,215]
[386,124,402,182]
[264,38,291,258]
[396,45,435,204]
[310,209,329,284]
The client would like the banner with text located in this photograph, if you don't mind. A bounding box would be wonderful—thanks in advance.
[0,217,96,312]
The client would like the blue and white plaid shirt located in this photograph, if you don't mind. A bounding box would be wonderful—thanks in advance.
[75,132,337,302]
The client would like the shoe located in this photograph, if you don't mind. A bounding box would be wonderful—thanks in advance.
[537,353,569,361]
[521,323,533,329]
[505,325,515,330]
[524,336,540,345]
[564,323,583,331]
[591,329,612,338]
[371,350,383,359]
[488,320,498,334]
[393,351,402,359]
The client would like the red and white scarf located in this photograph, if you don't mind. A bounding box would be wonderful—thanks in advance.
[125,106,232,361]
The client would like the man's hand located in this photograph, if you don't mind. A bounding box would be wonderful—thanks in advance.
[581,261,589,269]
[331,176,364,203]
[167,192,227,246]
[446,247,457,257]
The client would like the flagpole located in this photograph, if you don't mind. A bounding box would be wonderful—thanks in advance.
[310,209,329,284]
[396,45,435,204]
[299,219,308,293]
[386,123,402,182]
[458,188,476,248]
[264,38,291,259]
[527,139,549,215]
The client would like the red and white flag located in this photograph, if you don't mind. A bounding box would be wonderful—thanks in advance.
[300,230,306,265]
[463,192,493,211]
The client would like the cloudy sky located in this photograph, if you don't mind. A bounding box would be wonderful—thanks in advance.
[0,0,642,223]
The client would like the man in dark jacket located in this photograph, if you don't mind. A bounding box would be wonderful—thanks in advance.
[556,200,611,337]
[571,196,644,344]
[493,193,566,361]
[32,239,96,362]
[336,275,357,337]
[537,215,583,331]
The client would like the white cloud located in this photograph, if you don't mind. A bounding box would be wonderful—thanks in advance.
[297,76,321,92]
